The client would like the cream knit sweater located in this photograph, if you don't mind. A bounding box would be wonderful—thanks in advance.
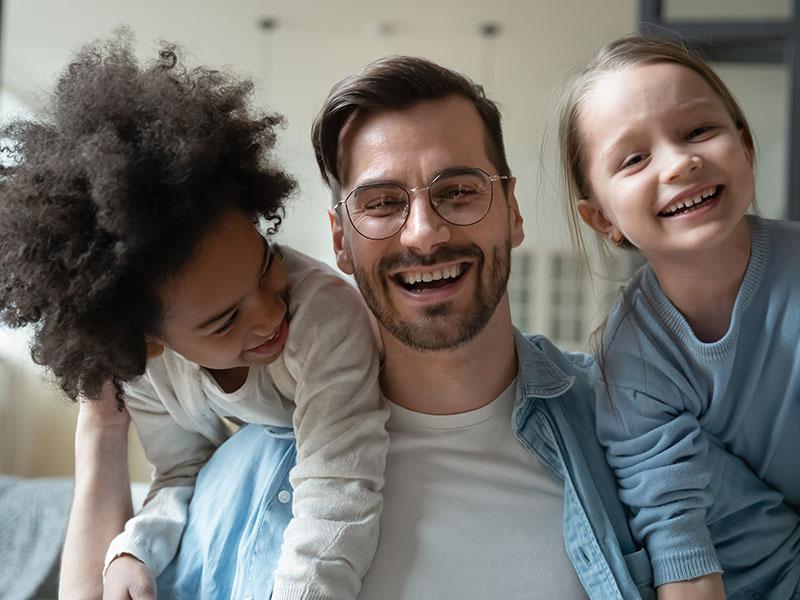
[104,246,389,600]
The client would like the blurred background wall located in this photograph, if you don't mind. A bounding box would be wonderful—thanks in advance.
[0,0,791,481]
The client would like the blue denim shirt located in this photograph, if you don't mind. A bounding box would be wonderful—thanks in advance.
[159,331,655,599]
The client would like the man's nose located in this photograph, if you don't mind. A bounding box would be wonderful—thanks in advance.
[398,192,451,254]
[660,148,702,184]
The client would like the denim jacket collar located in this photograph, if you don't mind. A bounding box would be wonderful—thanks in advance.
[513,329,575,400]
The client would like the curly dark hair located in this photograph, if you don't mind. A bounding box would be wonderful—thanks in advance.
[0,32,295,401]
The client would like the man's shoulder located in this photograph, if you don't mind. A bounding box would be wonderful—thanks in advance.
[515,332,597,382]
[513,331,599,427]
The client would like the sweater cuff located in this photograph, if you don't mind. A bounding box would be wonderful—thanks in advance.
[271,583,350,600]
[103,534,158,581]
[651,547,723,587]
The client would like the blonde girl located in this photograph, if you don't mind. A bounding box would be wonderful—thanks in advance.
[560,35,800,600]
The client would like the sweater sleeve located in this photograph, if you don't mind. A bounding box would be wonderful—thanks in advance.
[104,371,219,578]
[595,315,722,586]
[270,254,389,600]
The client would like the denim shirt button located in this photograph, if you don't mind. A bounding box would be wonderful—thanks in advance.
[277,490,291,504]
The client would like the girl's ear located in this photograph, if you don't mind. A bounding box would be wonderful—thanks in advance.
[146,337,165,359]
[739,128,755,169]
[577,199,617,237]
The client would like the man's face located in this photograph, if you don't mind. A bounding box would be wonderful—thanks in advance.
[330,95,524,352]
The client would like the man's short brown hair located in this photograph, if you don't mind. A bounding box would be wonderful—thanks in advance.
[311,55,511,200]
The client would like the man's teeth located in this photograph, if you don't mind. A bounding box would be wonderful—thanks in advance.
[401,264,463,285]
[661,186,718,215]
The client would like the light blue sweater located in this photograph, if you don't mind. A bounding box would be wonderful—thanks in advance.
[596,215,800,593]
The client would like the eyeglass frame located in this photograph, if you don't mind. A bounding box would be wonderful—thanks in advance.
[334,166,512,240]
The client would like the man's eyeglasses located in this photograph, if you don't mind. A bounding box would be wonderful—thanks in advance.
[335,167,511,240]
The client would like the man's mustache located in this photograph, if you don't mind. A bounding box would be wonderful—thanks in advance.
[377,244,484,274]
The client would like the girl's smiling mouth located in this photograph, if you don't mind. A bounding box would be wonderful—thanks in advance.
[247,317,289,356]
[659,185,722,217]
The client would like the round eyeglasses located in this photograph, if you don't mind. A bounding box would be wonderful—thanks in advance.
[335,167,510,240]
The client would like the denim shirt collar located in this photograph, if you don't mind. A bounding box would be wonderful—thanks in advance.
[513,329,575,400]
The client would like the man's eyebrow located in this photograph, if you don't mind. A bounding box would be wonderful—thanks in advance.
[193,236,270,332]
[354,165,479,188]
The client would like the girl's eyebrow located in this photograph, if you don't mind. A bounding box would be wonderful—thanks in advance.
[599,131,639,164]
[598,99,720,165]
[194,236,271,332]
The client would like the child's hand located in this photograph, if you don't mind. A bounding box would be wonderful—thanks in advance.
[658,573,725,600]
[104,554,156,600]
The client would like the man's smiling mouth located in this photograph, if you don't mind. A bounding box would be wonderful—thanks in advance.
[394,262,470,292]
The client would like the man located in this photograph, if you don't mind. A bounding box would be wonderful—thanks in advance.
[162,56,650,599]
[62,56,652,599]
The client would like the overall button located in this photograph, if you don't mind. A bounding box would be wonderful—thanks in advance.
[277,490,291,504]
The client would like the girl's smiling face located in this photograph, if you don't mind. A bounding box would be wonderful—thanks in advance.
[576,62,755,262]
[149,208,290,370]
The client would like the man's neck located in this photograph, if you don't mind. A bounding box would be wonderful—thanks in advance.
[379,301,518,415]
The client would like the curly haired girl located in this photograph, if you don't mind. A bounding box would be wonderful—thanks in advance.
[0,32,387,600]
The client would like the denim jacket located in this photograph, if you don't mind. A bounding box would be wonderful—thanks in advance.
[159,330,654,599]
[514,331,654,599]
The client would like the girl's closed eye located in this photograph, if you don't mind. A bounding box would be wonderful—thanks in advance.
[686,123,716,140]
[214,310,238,335]
[620,153,648,171]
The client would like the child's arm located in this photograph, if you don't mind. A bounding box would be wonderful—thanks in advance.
[271,256,389,600]
[597,379,722,587]
[59,382,134,600]
[103,370,220,583]
[592,301,725,589]
[658,573,726,600]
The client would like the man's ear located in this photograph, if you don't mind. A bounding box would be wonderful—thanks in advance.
[576,198,618,238]
[504,178,525,248]
[329,209,354,275]
[146,338,165,359]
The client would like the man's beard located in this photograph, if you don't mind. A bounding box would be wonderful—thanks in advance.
[352,240,511,352]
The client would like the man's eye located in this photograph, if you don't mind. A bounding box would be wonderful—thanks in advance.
[214,311,237,335]
[363,198,406,216]
[436,185,479,201]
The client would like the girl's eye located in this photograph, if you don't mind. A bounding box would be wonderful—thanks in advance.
[687,125,714,139]
[214,310,238,335]
[621,153,646,169]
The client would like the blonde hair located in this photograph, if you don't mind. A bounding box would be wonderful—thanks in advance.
[558,34,756,261]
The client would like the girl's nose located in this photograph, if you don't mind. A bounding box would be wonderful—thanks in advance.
[660,151,702,184]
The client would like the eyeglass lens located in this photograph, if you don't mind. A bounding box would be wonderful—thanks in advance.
[346,169,493,239]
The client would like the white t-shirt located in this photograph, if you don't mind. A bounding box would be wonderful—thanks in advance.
[358,379,589,600]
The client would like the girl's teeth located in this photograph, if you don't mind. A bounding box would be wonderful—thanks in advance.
[663,186,718,215]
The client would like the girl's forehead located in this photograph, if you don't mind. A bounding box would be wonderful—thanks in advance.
[590,63,720,111]
[578,62,731,139]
